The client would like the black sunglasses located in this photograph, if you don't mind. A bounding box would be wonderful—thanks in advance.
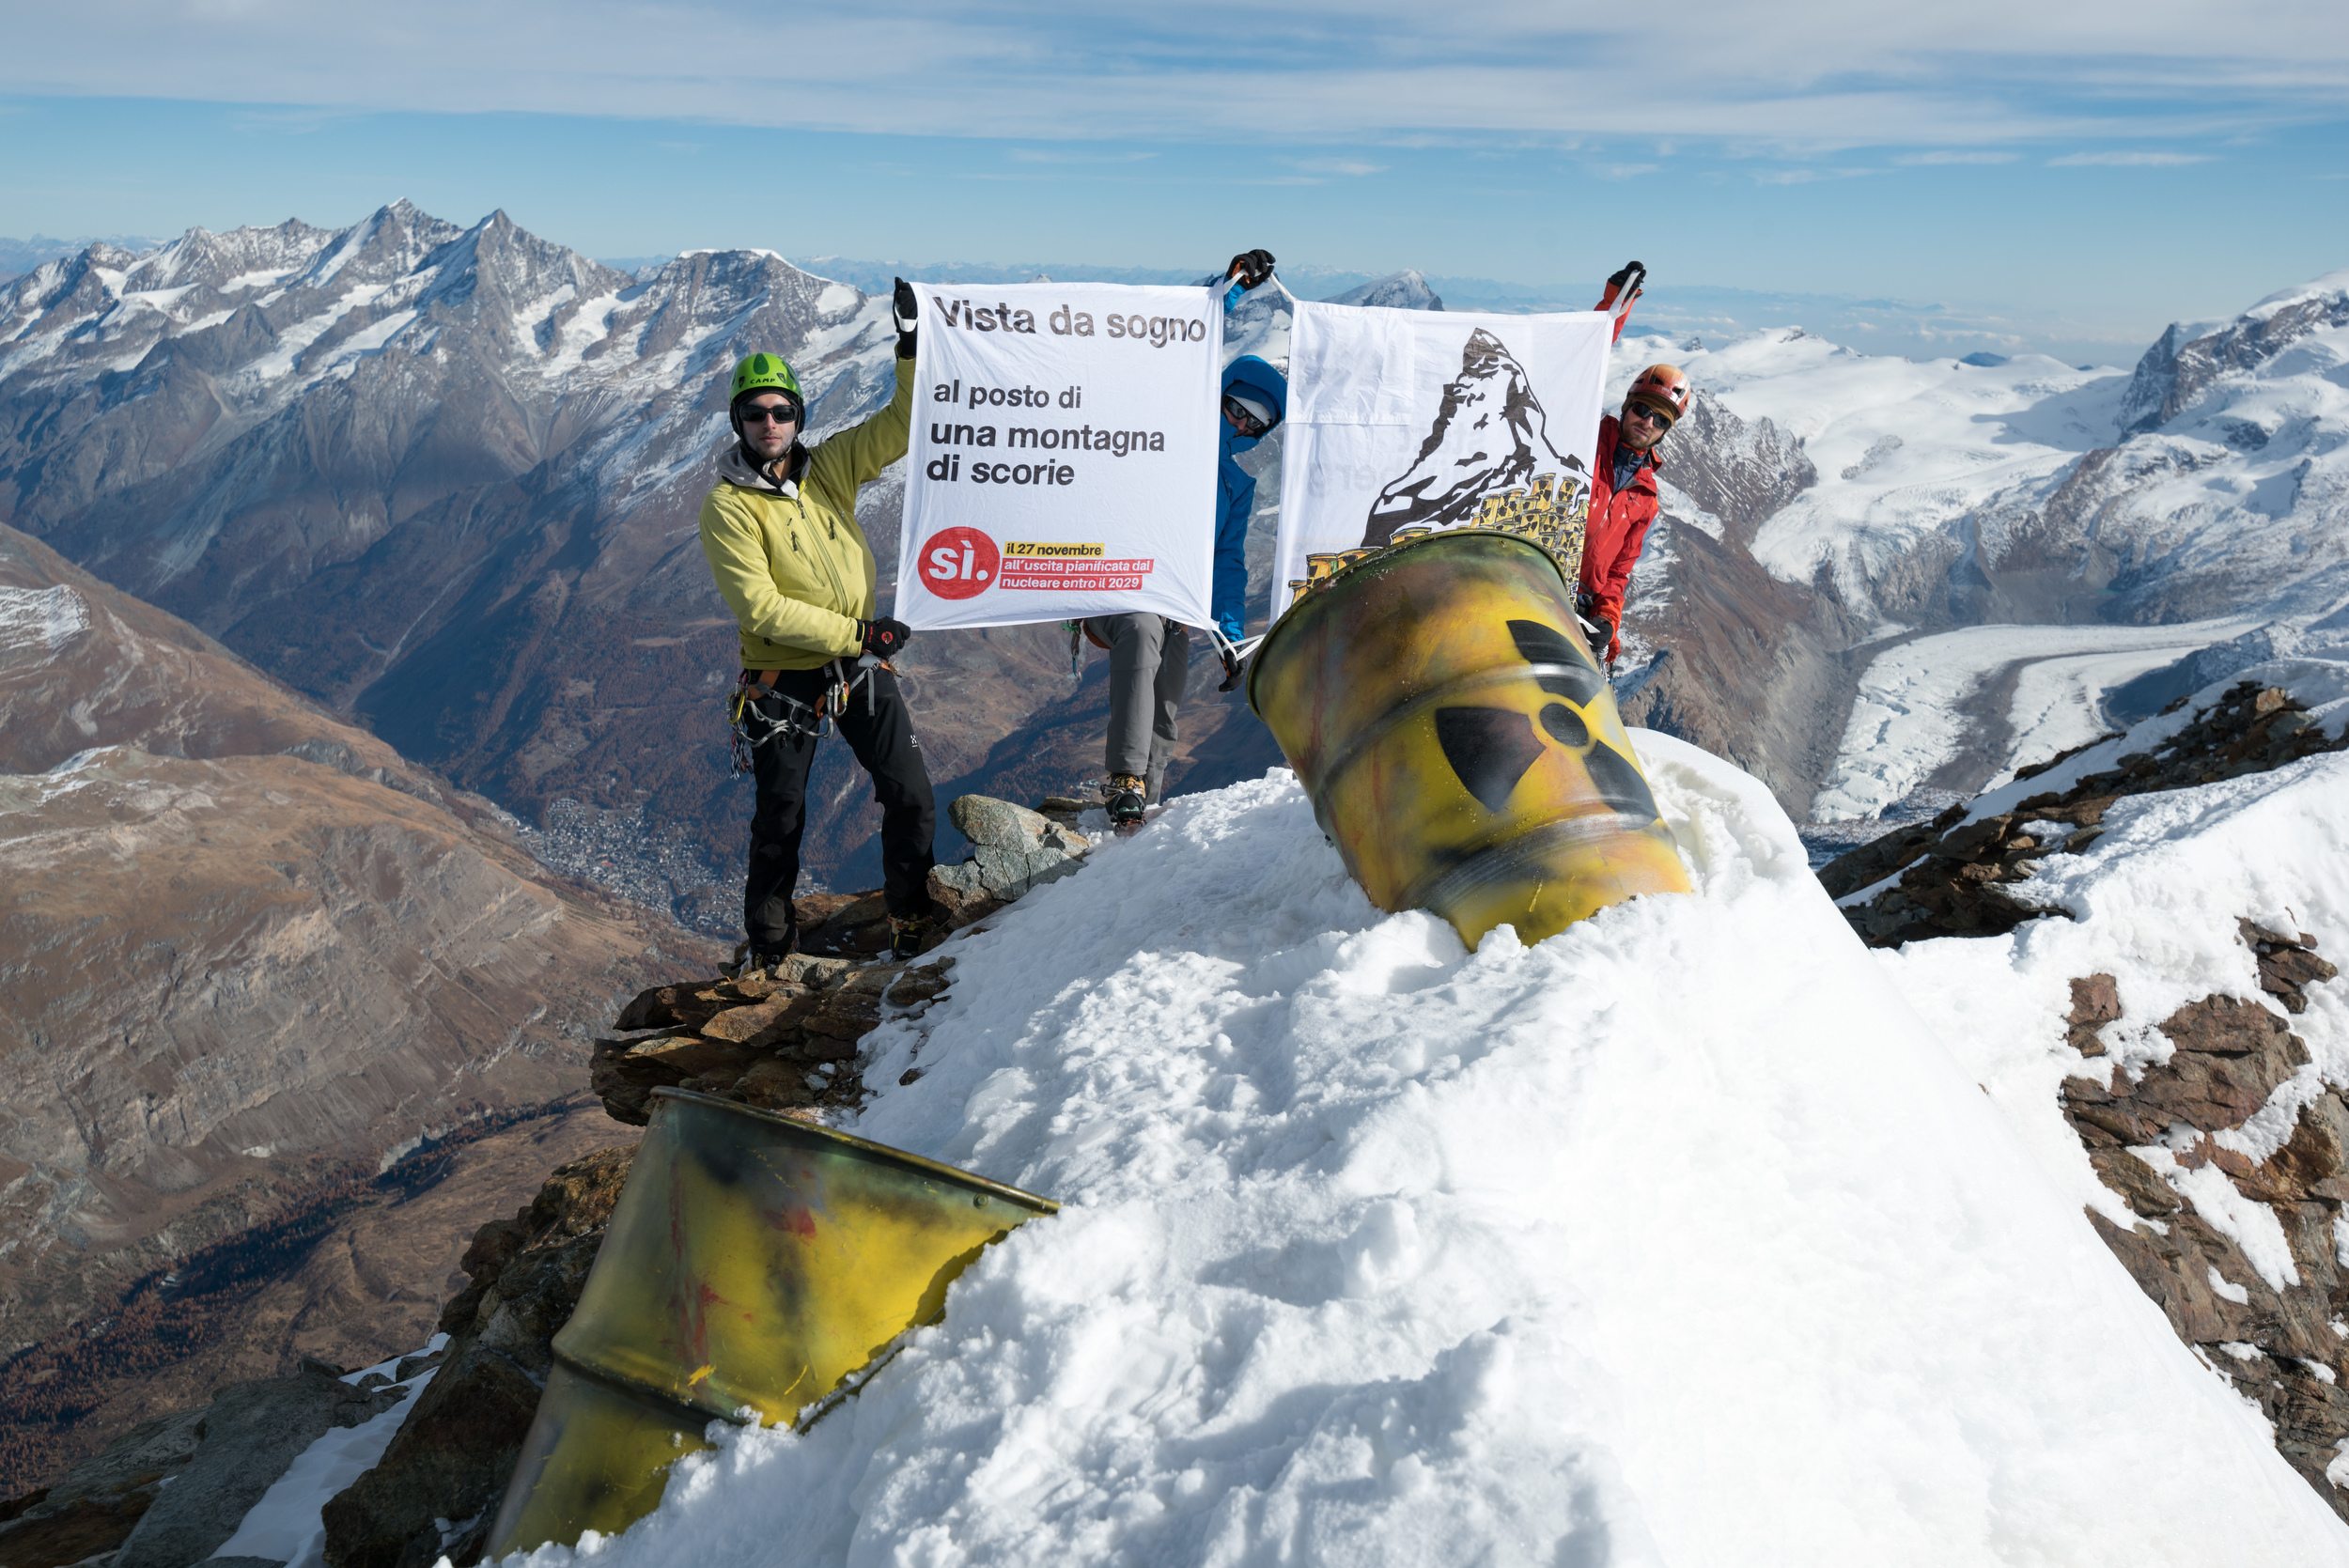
[1222,394,1269,436]
[739,400,801,426]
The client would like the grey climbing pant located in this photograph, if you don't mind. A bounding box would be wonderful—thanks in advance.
[1088,613,1189,801]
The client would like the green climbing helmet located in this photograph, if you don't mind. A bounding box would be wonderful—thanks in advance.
[730,351,801,404]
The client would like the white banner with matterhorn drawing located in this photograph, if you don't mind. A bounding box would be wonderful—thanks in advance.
[894,281,1223,630]
[1270,303,1613,625]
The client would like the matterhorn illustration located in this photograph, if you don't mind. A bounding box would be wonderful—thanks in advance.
[1362,327,1589,547]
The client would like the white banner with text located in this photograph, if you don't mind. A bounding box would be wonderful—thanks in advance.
[895,281,1224,629]
[1270,303,1612,624]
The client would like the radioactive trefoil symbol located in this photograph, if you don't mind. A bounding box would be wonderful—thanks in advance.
[1431,621,1661,819]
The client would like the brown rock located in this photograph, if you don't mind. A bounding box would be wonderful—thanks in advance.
[2065,974,2123,1057]
[2085,1208,2256,1348]
[2127,996,2310,1133]
[2060,1070,2147,1149]
[890,958,957,1004]
[700,993,819,1046]
[731,1058,816,1111]
[2240,920,2339,1016]
[2090,1148,2182,1219]
[2237,1097,2349,1207]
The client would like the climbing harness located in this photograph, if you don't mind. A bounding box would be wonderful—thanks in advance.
[727,657,883,773]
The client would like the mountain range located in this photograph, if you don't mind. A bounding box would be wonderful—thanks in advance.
[8,204,2344,874]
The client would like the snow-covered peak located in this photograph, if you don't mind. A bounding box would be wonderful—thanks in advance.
[532,737,2349,1565]
[2120,267,2349,437]
[1331,269,1445,311]
[2247,266,2349,319]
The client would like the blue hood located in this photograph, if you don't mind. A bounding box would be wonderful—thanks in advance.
[1221,354,1287,457]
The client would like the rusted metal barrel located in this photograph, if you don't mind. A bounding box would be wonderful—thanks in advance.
[1249,530,1689,948]
[488,1089,1056,1556]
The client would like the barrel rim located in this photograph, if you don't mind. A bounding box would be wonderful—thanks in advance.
[1247,529,1575,715]
[648,1087,1061,1214]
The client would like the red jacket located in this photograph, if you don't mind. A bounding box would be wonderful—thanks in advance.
[1579,413,1660,655]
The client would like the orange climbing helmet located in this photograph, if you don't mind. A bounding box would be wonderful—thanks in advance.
[1625,363,1691,427]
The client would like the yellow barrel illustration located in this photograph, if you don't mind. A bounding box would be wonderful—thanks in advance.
[488,1089,1057,1557]
[1249,530,1689,948]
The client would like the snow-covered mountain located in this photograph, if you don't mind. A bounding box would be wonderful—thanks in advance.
[6,202,2340,861]
[0,202,950,910]
[1639,268,2349,821]
[0,207,1474,914]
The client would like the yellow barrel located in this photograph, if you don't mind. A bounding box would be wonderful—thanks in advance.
[1248,530,1689,948]
[488,1089,1057,1556]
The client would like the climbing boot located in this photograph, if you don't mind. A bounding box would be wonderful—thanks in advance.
[889,911,942,962]
[732,937,794,978]
[1103,773,1146,829]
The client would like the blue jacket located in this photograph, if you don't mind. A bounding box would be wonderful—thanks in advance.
[1215,354,1287,643]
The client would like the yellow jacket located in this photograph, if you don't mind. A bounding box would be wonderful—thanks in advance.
[698,358,914,672]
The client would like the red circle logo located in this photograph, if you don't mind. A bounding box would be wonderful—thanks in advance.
[916,526,1000,601]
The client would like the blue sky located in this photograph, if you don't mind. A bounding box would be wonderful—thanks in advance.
[4,1,2344,361]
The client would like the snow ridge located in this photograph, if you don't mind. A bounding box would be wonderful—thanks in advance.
[522,740,2349,1567]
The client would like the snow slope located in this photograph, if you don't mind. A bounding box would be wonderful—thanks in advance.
[1870,656,2349,1302]
[514,739,2348,1566]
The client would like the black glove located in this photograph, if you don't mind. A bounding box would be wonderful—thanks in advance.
[1575,608,1616,666]
[1225,249,1276,290]
[1217,646,1243,692]
[893,277,918,360]
[860,617,913,658]
[1596,260,1646,317]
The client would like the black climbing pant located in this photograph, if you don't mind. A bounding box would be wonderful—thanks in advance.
[743,663,937,952]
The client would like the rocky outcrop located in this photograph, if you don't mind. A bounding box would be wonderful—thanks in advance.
[0,1358,402,1568]
[934,794,1090,905]
[591,793,1074,1123]
[1818,675,2349,1516]
[591,956,928,1125]
[2062,927,2349,1516]
[2119,285,2349,437]
[1822,682,2349,947]
[318,1145,634,1568]
[305,793,1082,1566]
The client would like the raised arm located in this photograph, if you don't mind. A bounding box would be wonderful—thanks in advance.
[806,355,915,510]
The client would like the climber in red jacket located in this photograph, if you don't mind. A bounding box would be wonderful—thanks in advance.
[1578,361,1688,669]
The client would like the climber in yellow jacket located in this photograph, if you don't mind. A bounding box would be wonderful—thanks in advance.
[699,281,937,969]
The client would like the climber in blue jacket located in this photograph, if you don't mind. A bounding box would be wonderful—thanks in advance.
[1213,350,1288,650]
[1083,253,1287,828]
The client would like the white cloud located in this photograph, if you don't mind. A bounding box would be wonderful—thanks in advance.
[0,1,2343,150]
[1751,167,1878,184]
[2047,150,2217,166]
[1895,150,2022,165]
